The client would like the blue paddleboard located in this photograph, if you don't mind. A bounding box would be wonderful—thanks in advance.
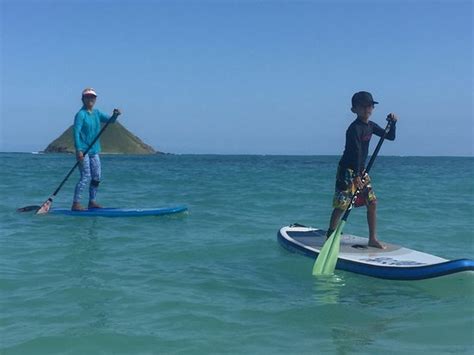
[278,224,474,280]
[50,205,187,217]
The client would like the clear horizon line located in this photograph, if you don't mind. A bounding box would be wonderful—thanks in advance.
[1,151,473,158]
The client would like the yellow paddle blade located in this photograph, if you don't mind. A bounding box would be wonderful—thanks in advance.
[312,220,346,275]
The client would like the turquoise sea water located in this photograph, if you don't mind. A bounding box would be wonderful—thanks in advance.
[1,153,473,354]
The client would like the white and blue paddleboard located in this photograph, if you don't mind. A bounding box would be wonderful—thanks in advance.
[50,205,187,218]
[278,224,474,280]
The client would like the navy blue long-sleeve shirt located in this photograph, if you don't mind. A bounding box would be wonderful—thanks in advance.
[339,118,396,175]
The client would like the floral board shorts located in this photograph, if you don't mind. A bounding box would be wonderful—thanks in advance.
[332,165,377,210]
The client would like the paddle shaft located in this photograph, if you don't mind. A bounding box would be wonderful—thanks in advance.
[312,119,394,275]
[50,118,114,197]
[18,119,113,213]
[341,119,393,222]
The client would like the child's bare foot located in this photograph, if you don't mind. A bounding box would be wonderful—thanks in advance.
[88,201,103,209]
[368,239,386,249]
[71,202,86,211]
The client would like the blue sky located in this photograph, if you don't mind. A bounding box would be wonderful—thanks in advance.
[1,0,472,155]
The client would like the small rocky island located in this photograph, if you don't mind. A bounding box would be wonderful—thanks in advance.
[44,122,159,154]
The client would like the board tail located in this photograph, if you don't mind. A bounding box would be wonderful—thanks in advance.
[312,220,345,275]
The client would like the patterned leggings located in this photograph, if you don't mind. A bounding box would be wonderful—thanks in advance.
[73,154,101,203]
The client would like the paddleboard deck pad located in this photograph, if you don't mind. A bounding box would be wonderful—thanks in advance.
[50,206,187,217]
[278,224,474,280]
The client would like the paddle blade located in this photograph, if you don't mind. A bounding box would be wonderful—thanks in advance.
[36,198,53,215]
[17,205,41,213]
[312,220,346,275]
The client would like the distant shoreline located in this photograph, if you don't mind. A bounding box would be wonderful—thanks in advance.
[28,151,168,155]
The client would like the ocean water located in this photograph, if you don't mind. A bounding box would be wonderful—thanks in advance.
[1,153,473,354]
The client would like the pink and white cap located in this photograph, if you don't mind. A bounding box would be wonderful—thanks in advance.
[82,88,97,97]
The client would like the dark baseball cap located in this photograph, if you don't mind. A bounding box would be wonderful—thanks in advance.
[351,91,379,107]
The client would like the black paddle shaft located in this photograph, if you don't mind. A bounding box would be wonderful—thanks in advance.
[49,118,114,198]
[341,119,394,222]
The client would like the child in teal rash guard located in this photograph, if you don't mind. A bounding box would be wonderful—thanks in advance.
[71,88,122,211]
